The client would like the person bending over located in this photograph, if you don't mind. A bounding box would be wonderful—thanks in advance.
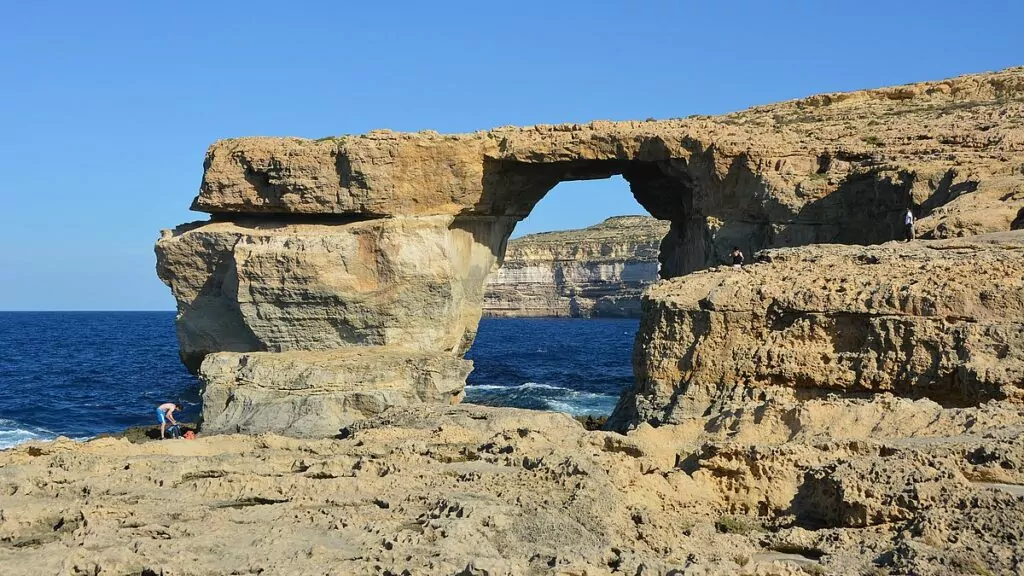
[731,246,744,269]
[156,402,179,439]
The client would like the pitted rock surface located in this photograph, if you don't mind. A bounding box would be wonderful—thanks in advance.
[198,349,470,438]
[157,216,509,370]
[3,399,1024,574]
[610,231,1024,429]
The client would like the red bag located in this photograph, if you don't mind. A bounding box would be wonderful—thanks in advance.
[183,430,196,440]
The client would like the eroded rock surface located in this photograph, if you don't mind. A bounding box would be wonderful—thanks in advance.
[610,232,1024,429]
[199,349,470,438]
[157,217,508,371]
[483,216,669,317]
[3,399,1024,574]
[156,67,1024,437]
[191,67,1024,275]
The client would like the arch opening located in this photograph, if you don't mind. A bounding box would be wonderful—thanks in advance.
[478,158,699,279]
[474,153,915,283]
[467,176,654,419]
[483,175,665,318]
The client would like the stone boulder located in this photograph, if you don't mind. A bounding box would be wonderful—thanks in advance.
[609,232,1024,429]
[155,215,508,437]
[194,133,494,216]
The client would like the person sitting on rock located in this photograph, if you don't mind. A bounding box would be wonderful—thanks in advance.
[156,402,179,439]
[731,247,744,269]
[904,208,915,241]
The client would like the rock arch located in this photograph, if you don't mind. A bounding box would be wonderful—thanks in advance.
[157,68,1024,436]
[156,127,903,437]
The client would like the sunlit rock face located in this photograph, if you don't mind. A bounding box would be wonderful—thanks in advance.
[607,232,1024,430]
[157,216,508,371]
[482,216,669,318]
[157,67,1024,436]
[197,349,471,438]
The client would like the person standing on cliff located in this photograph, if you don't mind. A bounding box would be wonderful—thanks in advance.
[904,208,915,241]
[156,402,179,439]
[731,247,744,269]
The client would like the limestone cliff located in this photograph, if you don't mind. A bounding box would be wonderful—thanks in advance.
[16,65,1024,575]
[482,215,669,317]
[156,66,1024,437]
[607,231,1024,430]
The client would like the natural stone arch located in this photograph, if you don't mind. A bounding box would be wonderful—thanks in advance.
[476,158,693,276]
[158,68,1024,436]
[474,153,916,285]
[154,131,932,436]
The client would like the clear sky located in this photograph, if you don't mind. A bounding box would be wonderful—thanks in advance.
[1,1,1021,310]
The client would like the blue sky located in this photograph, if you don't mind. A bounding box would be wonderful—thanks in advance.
[1,1,1021,310]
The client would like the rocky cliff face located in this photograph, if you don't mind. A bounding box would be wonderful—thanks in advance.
[608,231,1024,430]
[189,66,1024,274]
[482,215,669,317]
[156,215,503,436]
[156,66,1024,437]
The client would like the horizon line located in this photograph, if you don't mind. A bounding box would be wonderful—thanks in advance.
[0,309,177,313]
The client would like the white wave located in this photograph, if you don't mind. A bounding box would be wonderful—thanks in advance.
[544,389,619,416]
[0,419,57,450]
[464,382,619,417]
[544,396,618,417]
[465,382,574,393]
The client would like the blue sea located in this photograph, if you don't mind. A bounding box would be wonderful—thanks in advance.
[466,318,636,416]
[0,312,636,449]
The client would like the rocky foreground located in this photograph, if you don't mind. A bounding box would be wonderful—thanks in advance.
[7,233,1024,575]
[3,399,1024,575]
[483,216,669,318]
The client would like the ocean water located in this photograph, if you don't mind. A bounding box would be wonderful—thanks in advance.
[0,312,203,449]
[465,318,637,416]
[0,312,637,448]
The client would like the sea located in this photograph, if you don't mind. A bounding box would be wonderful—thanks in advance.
[0,312,637,449]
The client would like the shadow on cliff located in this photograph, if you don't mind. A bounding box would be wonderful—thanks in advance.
[789,166,913,245]
[173,249,264,374]
[710,155,916,264]
[916,168,980,216]
[604,155,934,431]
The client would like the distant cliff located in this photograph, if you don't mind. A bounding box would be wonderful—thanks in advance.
[483,216,670,318]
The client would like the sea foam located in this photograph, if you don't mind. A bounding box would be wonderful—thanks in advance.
[464,382,619,416]
[0,418,56,449]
